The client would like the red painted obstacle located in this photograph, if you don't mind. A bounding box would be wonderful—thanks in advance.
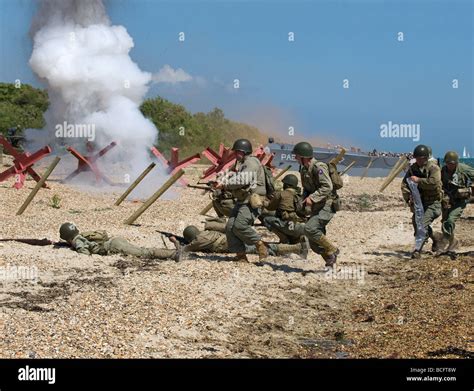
[200,143,276,182]
[253,144,276,171]
[200,143,237,182]
[0,136,52,189]
[63,141,117,184]
[150,146,201,186]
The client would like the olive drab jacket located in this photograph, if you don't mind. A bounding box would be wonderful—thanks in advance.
[183,230,228,253]
[225,155,266,202]
[265,187,303,222]
[70,230,110,255]
[441,163,474,203]
[300,158,334,208]
[401,160,442,205]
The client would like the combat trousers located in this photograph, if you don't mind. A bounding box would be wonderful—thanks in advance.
[104,237,176,260]
[304,204,334,255]
[226,203,261,253]
[441,201,467,238]
[212,198,235,218]
[411,201,442,240]
[262,215,305,243]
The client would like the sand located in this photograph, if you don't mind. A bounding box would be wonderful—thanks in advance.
[0,157,472,358]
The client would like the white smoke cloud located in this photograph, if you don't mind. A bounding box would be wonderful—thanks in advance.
[29,0,158,182]
[151,65,192,84]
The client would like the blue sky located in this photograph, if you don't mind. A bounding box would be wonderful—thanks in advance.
[0,0,472,157]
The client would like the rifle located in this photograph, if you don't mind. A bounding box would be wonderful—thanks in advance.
[156,231,188,245]
[187,184,214,191]
[0,238,55,246]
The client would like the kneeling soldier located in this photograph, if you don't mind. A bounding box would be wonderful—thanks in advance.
[59,223,181,261]
[262,174,306,244]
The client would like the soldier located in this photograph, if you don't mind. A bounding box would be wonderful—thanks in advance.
[59,222,181,261]
[211,189,236,218]
[436,151,474,252]
[173,225,308,261]
[262,174,306,244]
[292,141,339,267]
[401,145,443,258]
[216,139,268,262]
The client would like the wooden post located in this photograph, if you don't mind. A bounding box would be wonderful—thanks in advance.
[360,157,374,180]
[124,169,184,225]
[200,202,214,216]
[115,162,156,206]
[340,160,356,176]
[329,148,346,165]
[16,157,61,216]
[379,159,409,192]
[275,165,291,179]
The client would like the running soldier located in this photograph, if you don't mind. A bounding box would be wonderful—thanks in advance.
[401,145,443,258]
[292,141,340,267]
[436,151,474,252]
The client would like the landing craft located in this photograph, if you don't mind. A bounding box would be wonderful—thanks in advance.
[266,139,402,177]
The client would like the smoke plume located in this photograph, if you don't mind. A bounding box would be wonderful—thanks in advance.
[29,0,158,182]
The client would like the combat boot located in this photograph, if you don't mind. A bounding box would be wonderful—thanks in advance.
[255,240,269,260]
[173,243,183,262]
[431,232,447,253]
[275,237,309,259]
[446,235,459,252]
[316,235,338,267]
[231,252,249,262]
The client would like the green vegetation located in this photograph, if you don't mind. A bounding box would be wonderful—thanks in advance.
[0,83,49,135]
[0,82,267,160]
[140,97,267,159]
[50,194,61,209]
[357,193,372,210]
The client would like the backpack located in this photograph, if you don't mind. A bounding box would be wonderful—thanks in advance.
[311,161,344,191]
[327,161,344,190]
[263,166,277,198]
[81,230,110,244]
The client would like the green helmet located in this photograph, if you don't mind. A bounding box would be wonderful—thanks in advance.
[413,144,430,158]
[282,174,298,188]
[232,139,252,155]
[292,142,313,158]
[183,225,200,243]
[444,151,459,164]
[59,222,79,241]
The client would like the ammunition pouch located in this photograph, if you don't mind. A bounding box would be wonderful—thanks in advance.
[455,188,471,200]
[331,195,342,212]
[250,193,263,209]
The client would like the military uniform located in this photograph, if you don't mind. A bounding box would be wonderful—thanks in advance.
[401,160,443,246]
[211,190,236,218]
[263,187,306,244]
[300,158,338,259]
[71,231,178,260]
[441,162,474,242]
[225,155,267,253]
[184,229,307,258]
